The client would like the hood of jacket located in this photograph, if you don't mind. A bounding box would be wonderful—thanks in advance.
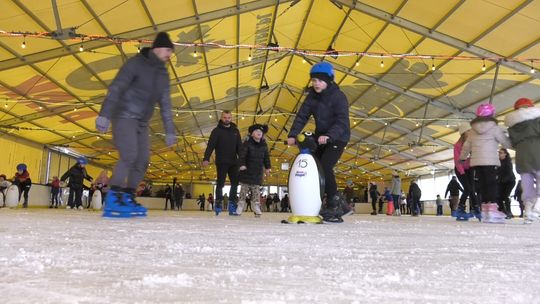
[504,107,540,128]
[471,116,498,134]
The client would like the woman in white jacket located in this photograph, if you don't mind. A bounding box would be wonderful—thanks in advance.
[460,103,511,223]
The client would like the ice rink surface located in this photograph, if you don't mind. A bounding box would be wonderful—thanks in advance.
[1,209,539,304]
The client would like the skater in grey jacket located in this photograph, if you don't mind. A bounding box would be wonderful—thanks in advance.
[95,32,177,217]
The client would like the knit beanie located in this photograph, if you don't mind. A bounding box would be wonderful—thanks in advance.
[152,32,174,49]
[310,62,334,84]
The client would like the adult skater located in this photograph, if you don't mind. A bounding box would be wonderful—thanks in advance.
[286,61,350,223]
[454,122,480,220]
[61,157,93,210]
[95,32,177,217]
[504,98,540,224]
[203,110,242,215]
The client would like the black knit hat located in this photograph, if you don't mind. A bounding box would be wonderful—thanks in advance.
[248,124,268,134]
[152,32,174,49]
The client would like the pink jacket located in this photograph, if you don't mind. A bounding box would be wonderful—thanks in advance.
[454,139,470,175]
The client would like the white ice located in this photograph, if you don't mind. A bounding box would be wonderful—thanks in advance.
[1,209,539,304]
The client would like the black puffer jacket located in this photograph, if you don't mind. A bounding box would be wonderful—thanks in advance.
[408,182,422,200]
[499,155,516,184]
[288,83,350,143]
[99,47,175,134]
[61,164,93,189]
[238,137,271,185]
[445,179,463,197]
[204,121,242,165]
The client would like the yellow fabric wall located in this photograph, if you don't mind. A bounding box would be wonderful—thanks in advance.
[192,183,214,198]
[0,135,44,182]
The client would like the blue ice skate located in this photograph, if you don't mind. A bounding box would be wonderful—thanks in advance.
[228,201,238,216]
[215,200,222,216]
[102,190,133,218]
[455,209,469,221]
[122,192,147,217]
[451,210,458,217]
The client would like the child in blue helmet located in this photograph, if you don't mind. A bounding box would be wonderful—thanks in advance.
[61,157,93,210]
[13,164,31,208]
[287,61,350,223]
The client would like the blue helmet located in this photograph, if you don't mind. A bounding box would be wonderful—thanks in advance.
[310,61,334,79]
[77,157,88,165]
[16,163,27,171]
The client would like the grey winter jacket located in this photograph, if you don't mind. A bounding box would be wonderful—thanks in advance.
[504,107,540,173]
[99,48,175,135]
[460,117,511,167]
[390,176,401,195]
[288,83,350,143]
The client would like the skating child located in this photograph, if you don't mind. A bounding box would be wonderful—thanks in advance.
[0,174,12,207]
[460,103,511,223]
[504,98,540,224]
[47,176,60,208]
[435,194,443,216]
[13,164,31,208]
[236,124,271,217]
[61,157,93,210]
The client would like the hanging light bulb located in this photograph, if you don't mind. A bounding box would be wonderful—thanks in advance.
[192,49,198,57]
[175,112,179,117]
[431,58,435,71]
[482,59,486,71]
[302,58,306,64]
[21,35,26,49]
[415,121,420,127]
[530,60,536,74]
[209,113,212,118]
[379,54,384,68]
[4,103,8,108]
[355,61,360,67]
[248,48,252,61]
[79,44,84,52]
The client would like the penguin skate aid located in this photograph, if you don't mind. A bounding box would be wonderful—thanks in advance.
[281,132,348,224]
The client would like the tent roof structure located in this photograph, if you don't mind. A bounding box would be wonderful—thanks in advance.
[0,0,539,185]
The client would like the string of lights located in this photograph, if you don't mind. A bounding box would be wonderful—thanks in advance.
[1,30,538,68]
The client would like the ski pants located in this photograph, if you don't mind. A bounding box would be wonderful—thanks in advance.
[520,170,540,203]
[110,118,150,190]
[456,168,478,212]
[473,166,499,204]
[314,141,346,200]
[67,187,83,208]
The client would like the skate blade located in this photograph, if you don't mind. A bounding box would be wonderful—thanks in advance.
[102,210,133,218]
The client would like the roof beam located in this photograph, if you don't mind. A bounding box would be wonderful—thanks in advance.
[0,0,294,71]
[334,0,539,79]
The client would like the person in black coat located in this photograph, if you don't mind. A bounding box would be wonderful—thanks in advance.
[369,182,380,215]
[498,148,516,218]
[61,157,93,210]
[445,176,463,215]
[203,110,242,215]
[408,180,422,216]
[286,61,350,223]
[235,124,271,217]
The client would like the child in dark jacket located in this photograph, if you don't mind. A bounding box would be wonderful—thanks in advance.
[235,124,271,217]
[13,163,31,208]
[61,157,93,210]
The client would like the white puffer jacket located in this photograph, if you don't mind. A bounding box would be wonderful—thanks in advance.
[459,117,511,167]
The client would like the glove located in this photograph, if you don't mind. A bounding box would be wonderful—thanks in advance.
[165,133,177,146]
[95,116,110,133]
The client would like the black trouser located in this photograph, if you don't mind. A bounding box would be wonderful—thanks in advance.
[456,168,478,212]
[215,163,239,202]
[411,197,421,215]
[499,180,516,214]
[370,194,378,211]
[436,205,443,215]
[68,187,83,208]
[51,188,59,207]
[164,196,172,210]
[16,183,30,207]
[175,197,183,210]
[314,141,346,202]
[474,166,499,204]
